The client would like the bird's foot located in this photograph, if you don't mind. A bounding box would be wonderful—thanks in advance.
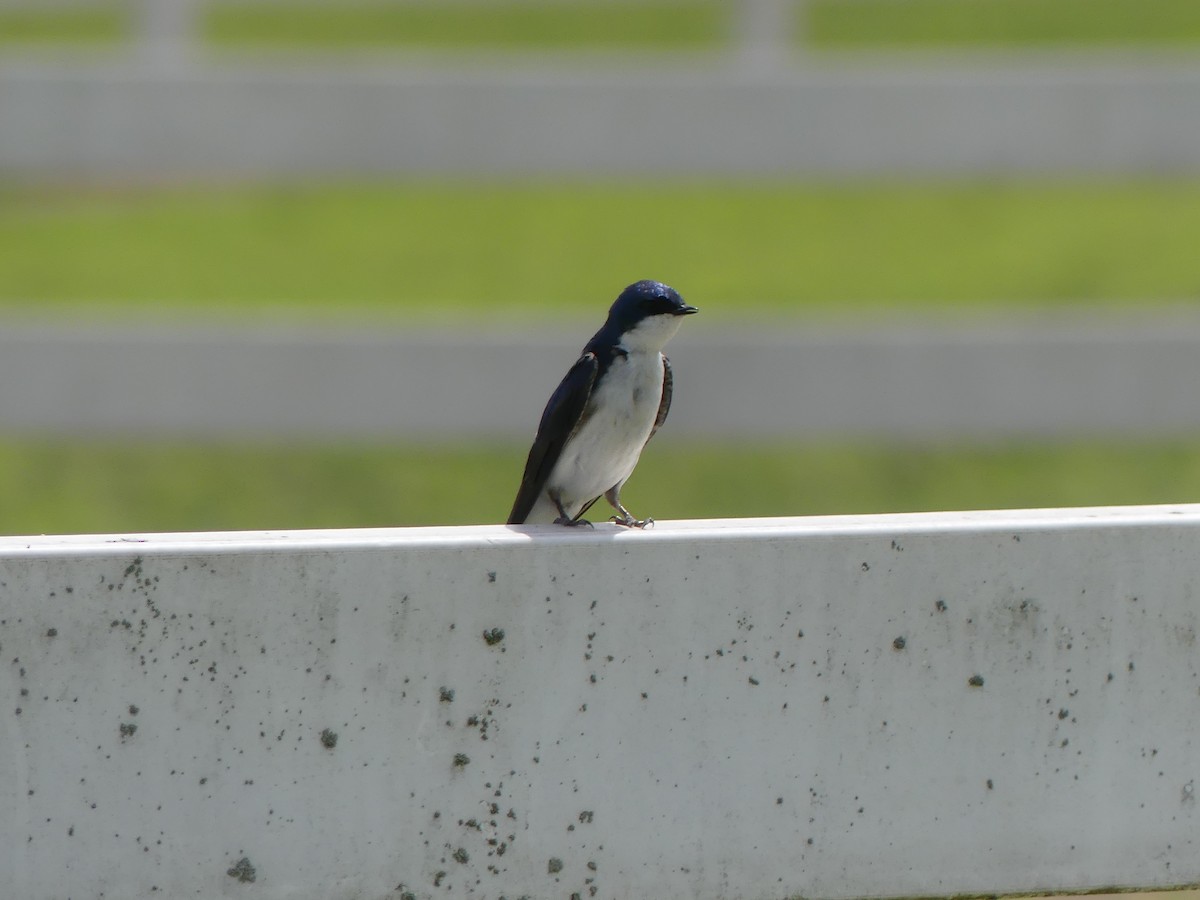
[554,516,594,529]
[610,514,654,529]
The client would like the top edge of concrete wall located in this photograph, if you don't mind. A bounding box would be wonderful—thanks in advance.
[4,503,1199,555]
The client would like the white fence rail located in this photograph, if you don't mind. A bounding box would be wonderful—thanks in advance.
[2,506,1198,899]
[4,317,1200,439]
[4,58,1200,177]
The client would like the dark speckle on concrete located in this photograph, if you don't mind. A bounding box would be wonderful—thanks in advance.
[320,728,338,749]
[226,857,256,883]
[892,636,906,651]
[46,628,57,638]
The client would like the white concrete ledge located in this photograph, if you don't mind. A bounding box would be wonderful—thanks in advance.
[3,506,1200,899]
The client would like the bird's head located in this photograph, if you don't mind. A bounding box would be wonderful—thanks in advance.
[605,280,698,352]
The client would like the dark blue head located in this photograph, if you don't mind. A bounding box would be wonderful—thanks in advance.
[604,280,698,337]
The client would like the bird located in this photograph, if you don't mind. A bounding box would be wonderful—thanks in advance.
[507,280,698,528]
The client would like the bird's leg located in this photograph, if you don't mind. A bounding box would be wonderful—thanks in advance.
[605,486,653,529]
[551,492,594,528]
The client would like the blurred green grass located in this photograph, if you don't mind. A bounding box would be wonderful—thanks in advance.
[809,0,1200,49]
[3,438,1198,535]
[0,0,724,52]
[5,0,1200,50]
[205,1,724,50]
[4,180,1200,319]
[0,5,125,46]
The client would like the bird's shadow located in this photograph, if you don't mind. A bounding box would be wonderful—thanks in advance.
[503,522,647,541]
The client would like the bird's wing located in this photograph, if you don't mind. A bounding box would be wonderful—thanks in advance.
[647,354,674,443]
[507,351,600,524]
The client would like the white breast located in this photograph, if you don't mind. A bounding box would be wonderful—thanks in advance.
[542,350,664,520]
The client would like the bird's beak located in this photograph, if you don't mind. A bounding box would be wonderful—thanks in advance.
[675,304,699,316]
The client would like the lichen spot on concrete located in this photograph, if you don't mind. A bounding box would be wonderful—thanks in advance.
[968,674,985,688]
[548,857,564,875]
[483,628,505,646]
[320,728,338,749]
[226,857,256,883]
[453,753,470,768]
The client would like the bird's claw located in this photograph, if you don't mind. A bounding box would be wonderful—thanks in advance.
[554,516,594,529]
[610,514,654,529]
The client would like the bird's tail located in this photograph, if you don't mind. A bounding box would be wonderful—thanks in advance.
[509,494,558,525]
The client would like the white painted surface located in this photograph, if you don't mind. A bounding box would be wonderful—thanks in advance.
[136,0,199,67]
[4,315,1200,439]
[2,507,1199,899]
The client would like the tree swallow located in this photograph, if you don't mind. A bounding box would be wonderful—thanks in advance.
[508,280,698,528]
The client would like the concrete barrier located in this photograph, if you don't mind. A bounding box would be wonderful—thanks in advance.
[2,506,1199,899]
